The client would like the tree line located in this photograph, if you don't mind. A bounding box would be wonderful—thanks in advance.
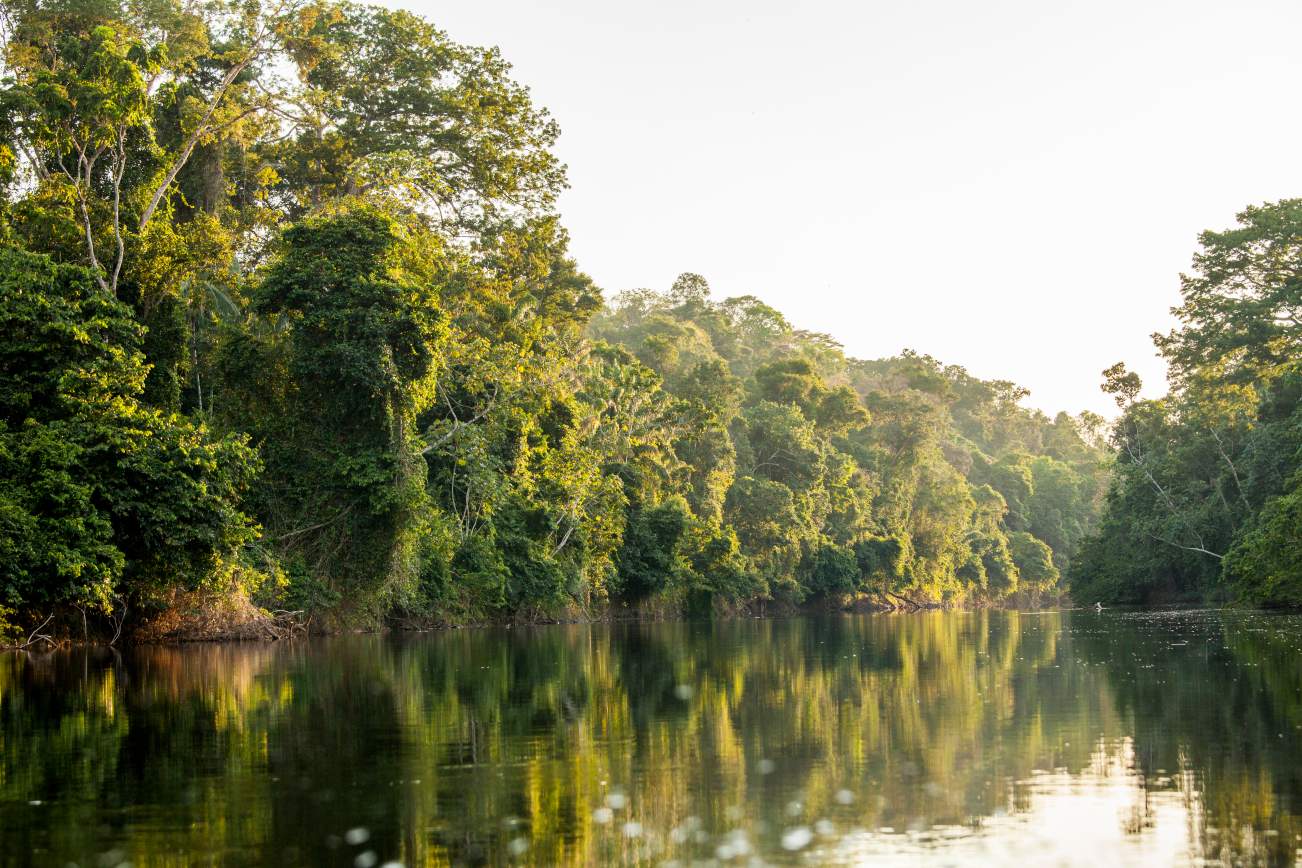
[0,0,1124,639]
[1073,200,1302,608]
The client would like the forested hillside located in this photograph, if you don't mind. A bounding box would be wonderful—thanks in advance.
[1072,201,1302,608]
[1,0,1106,638]
[588,281,1108,610]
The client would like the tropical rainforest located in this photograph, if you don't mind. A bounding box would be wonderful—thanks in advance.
[0,0,1294,640]
[1073,200,1302,608]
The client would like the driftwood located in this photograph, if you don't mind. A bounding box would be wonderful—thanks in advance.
[4,613,57,651]
[886,591,924,611]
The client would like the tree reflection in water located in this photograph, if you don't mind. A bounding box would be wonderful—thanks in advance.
[1,610,1299,866]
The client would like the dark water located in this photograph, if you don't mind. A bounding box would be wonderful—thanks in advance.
[2,610,1301,867]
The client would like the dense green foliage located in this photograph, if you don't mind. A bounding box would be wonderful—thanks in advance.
[1073,200,1302,608]
[588,280,1108,611]
[0,0,1111,634]
[0,245,256,616]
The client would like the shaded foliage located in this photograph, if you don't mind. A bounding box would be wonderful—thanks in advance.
[1075,200,1302,607]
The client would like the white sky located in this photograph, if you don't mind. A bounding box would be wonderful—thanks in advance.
[397,0,1302,416]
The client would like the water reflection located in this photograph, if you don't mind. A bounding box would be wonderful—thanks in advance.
[1,610,1300,866]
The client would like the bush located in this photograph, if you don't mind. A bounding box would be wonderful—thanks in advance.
[0,246,257,613]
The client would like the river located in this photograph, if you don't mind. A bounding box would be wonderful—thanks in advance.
[2,609,1300,866]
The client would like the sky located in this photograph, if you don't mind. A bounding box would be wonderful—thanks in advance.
[396,0,1302,417]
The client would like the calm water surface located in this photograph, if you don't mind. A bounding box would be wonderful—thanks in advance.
[2,610,1301,866]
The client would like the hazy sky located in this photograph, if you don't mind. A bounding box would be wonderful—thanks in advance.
[397,0,1301,416]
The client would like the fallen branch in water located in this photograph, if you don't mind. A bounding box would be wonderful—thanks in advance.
[886,591,923,612]
[5,613,57,651]
[268,609,309,640]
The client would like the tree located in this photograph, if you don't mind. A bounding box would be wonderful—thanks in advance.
[1009,532,1058,591]
[1,0,288,295]
[0,244,256,614]
[231,209,447,612]
[614,497,690,601]
[1154,199,1302,386]
[1075,200,1302,607]
[1224,471,1302,607]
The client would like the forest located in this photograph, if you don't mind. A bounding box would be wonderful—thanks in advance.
[0,0,1295,641]
[1073,200,1302,608]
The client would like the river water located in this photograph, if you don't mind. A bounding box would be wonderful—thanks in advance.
[1,609,1300,866]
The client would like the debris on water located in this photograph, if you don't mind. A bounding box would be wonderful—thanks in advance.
[715,829,751,860]
[781,826,813,850]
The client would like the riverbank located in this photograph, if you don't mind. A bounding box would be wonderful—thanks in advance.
[2,586,1069,648]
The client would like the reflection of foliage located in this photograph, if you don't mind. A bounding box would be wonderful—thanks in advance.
[2,612,1299,865]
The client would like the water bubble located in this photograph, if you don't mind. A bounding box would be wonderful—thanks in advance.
[785,799,804,817]
[507,837,529,856]
[592,807,614,825]
[727,830,751,855]
[781,826,813,850]
[835,789,855,805]
[353,852,377,868]
[673,684,693,700]
[345,827,370,846]
[757,758,776,775]
[379,863,405,868]
[815,819,836,836]
[622,821,643,838]
[716,830,750,859]
[605,791,628,810]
